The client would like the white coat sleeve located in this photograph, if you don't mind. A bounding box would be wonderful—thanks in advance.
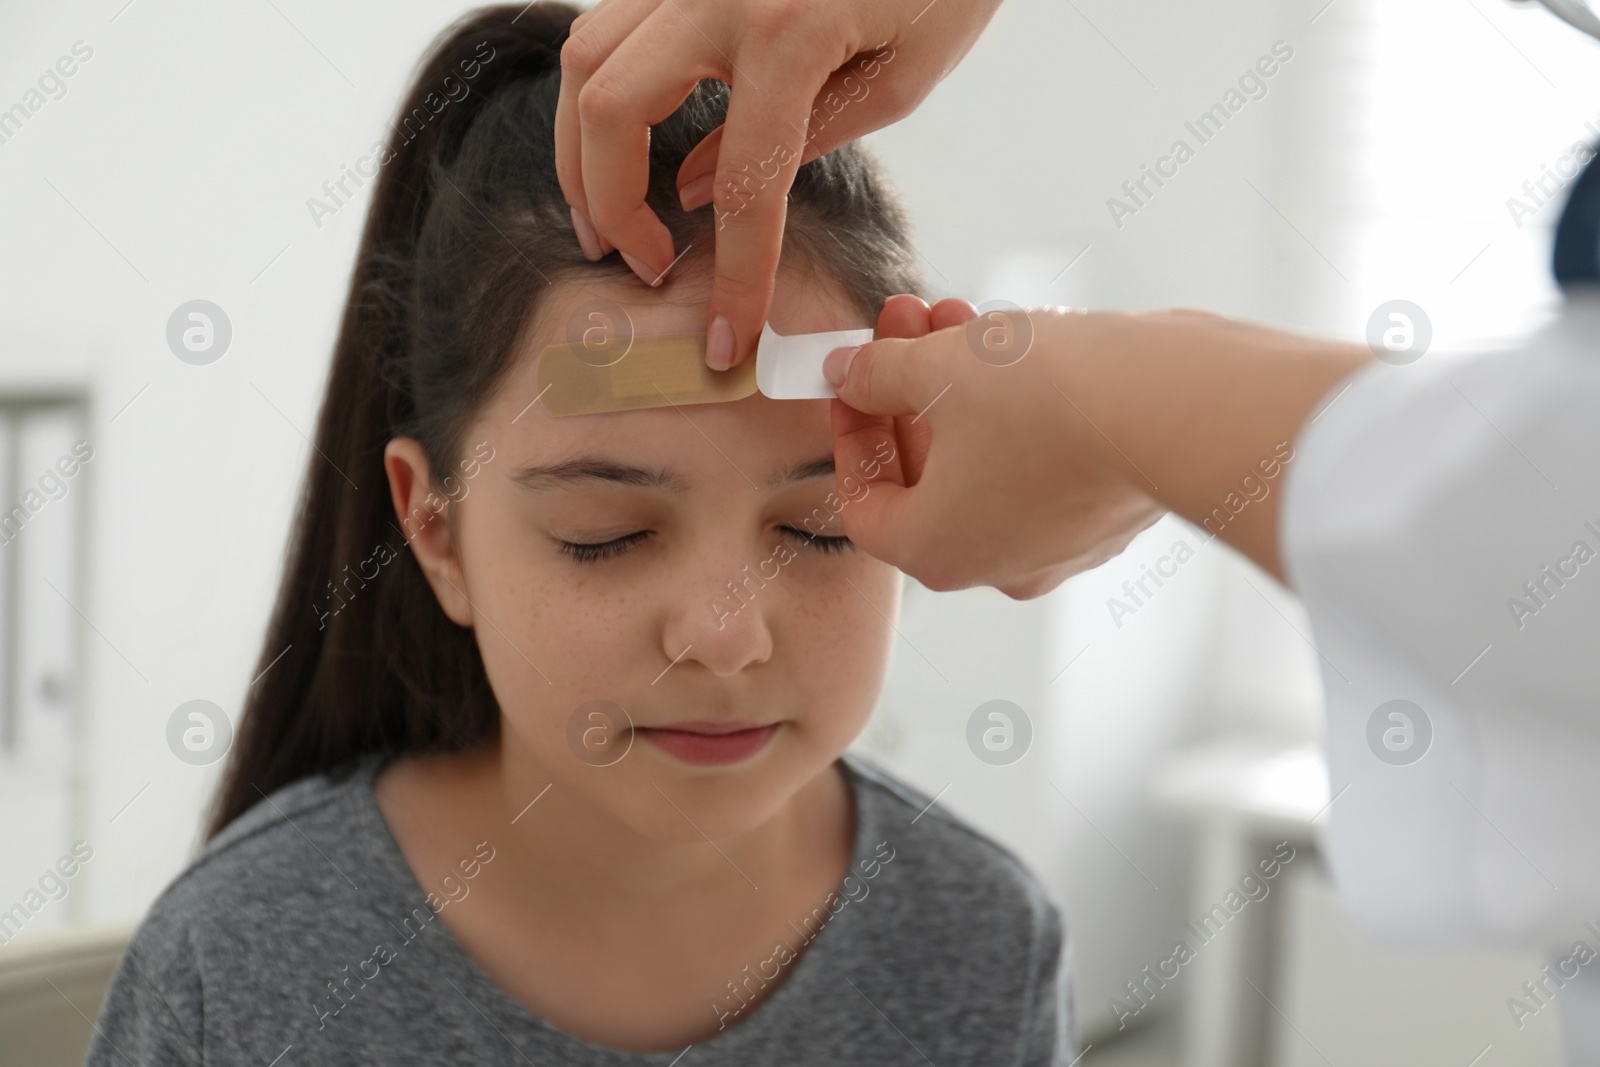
[1281,298,1600,951]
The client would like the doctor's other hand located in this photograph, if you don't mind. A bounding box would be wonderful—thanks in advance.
[555,0,1005,370]
[824,306,1372,598]
[835,294,981,496]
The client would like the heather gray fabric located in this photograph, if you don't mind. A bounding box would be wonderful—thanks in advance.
[85,750,1075,1065]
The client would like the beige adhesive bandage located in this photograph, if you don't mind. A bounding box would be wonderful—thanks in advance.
[535,324,876,416]
[535,332,757,416]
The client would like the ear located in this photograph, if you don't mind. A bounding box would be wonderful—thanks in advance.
[384,437,473,627]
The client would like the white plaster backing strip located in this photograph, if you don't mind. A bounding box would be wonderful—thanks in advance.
[755,323,876,399]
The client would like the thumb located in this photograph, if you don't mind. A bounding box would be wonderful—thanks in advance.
[823,333,957,418]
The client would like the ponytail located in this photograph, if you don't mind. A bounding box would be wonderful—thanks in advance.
[207,5,582,837]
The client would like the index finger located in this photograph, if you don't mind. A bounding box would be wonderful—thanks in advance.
[830,396,918,568]
[702,48,832,370]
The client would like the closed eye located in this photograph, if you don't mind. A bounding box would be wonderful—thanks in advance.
[780,526,855,555]
[558,531,651,563]
[558,526,853,564]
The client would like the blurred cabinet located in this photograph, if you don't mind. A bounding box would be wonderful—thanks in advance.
[1272,856,1562,1067]
[1154,738,1565,1067]
[0,397,90,939]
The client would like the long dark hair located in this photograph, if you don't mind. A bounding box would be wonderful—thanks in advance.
[208,2,924,838]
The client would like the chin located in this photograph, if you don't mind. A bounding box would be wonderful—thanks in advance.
[616,745,815,843]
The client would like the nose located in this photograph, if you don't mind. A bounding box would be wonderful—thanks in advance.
[660,550,776,679]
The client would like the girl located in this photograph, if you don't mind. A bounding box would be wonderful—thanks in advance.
[88,5,1073,1063]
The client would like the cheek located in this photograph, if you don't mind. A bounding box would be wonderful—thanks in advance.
[777,557,900,738]
[452,496,647,749]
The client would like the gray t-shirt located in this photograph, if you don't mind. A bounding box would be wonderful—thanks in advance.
[86,750,1075,1065]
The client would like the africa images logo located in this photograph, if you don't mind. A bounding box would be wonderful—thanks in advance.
[1366,699,1431,766]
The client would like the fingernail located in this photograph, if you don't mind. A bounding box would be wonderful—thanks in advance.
[707,315,734,370]
[597,232,614,256]
[622,252,663,287]
[823,345,860,388]
[570,207,602,261]
[679,174,714,212]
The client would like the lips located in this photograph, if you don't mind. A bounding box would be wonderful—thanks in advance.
[638,720,780,766]
[651,719,769,735]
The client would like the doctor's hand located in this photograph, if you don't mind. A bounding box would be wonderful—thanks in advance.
[555,0,1004,370]
[824,306,1371,597]
[834,294,981,497]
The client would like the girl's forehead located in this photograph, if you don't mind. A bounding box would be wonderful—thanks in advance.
[503,388,836,473]
[479,265,865,458]
[487,318,839,470]
[525,262,869,353]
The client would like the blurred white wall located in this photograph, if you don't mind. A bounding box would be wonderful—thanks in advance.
[4,0,1600,1061]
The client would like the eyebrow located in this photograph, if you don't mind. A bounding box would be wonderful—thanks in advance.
[510,458,688,492]
[766,456,835,488]
[508,454,836,492]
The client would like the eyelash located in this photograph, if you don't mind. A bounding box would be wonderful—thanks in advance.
[556,527,854,564]
[559,531,650,564]
[784,527,855,555]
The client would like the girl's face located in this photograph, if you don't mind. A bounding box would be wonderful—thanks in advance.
[385,266,900,842]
